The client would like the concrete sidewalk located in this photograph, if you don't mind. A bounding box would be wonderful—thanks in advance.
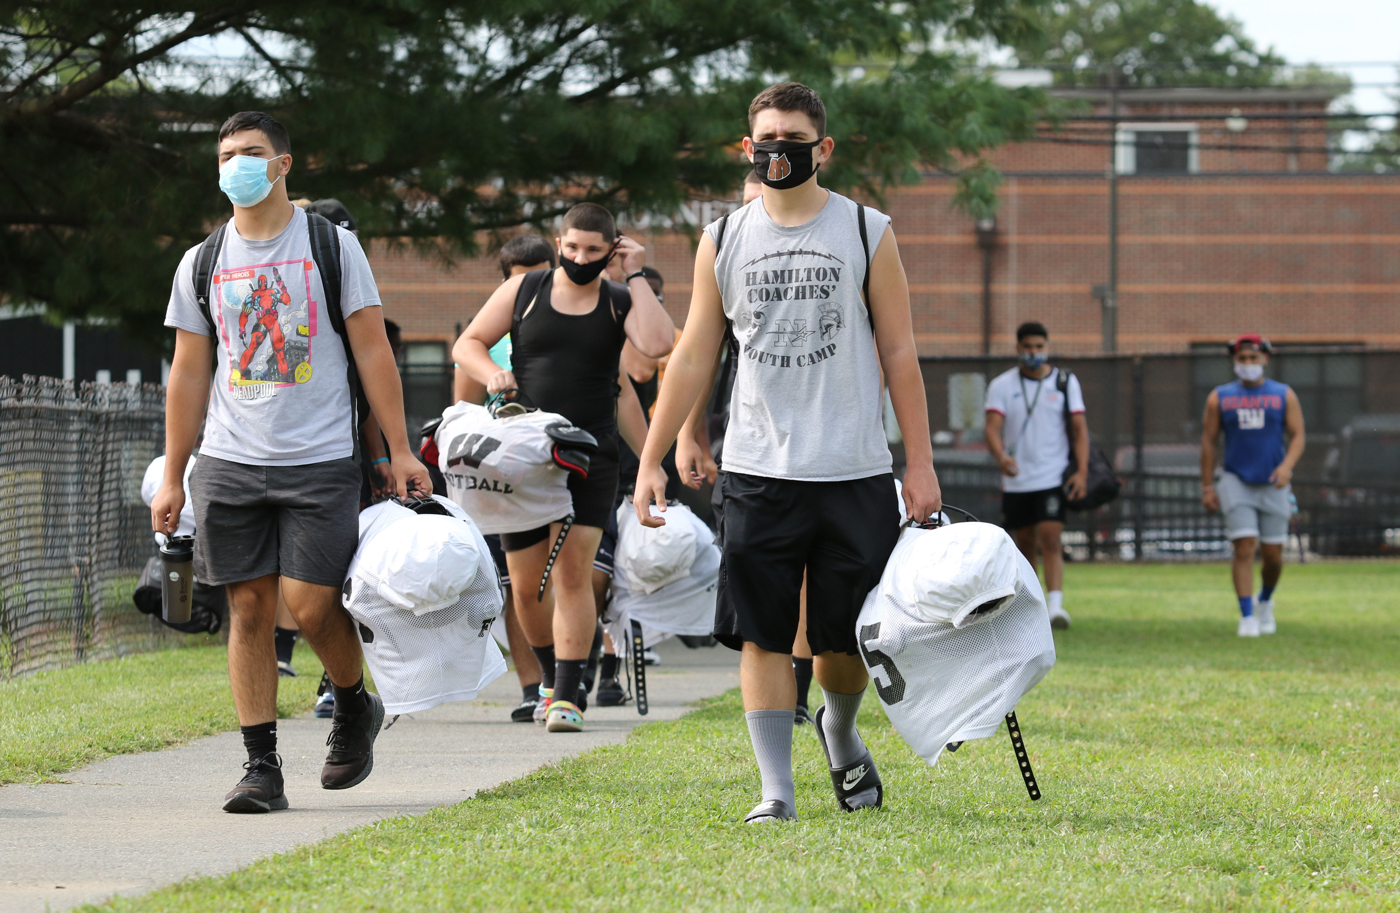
[0,639,738,913]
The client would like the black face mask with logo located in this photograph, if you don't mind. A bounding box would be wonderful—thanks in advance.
[751,139,823,190]
[558,239,619,286]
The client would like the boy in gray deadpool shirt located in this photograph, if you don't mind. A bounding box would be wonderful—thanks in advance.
[153,111,430,813]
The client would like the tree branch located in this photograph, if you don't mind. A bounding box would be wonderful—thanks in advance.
[11,4,259,119]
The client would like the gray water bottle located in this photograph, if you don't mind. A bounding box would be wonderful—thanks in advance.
[159,536,195,624]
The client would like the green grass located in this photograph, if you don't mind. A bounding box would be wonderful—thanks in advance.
[78,562,1400,910]
[0,641,325,784]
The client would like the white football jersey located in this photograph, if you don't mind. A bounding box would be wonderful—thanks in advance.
[605,503,719,649]
[434,401,577,534]
[856,521,1055,766]
[343,496,507,715]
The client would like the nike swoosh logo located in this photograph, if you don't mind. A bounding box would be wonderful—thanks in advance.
[842,765,867,790]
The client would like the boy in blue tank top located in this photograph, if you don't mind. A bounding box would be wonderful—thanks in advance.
[1200,335,1306,637]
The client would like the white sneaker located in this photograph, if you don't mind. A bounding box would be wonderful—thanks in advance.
[1238,615,1261,637]
[1256,599,1276,634]
[1048,606,1071,630]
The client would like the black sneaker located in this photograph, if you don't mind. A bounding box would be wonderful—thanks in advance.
[596,677,628,706]
[794,704,812,726]
[511,696,539,723]
[277,660,297,678]
[813,704,883,812]
[223,753,289,813]
[321,692,385,790]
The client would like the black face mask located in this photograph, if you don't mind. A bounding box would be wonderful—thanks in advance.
[751,139,822,189]
[558,240,619,286]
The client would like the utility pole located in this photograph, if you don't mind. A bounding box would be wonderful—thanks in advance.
[976,217,998,356]
[1104,66,1120,354]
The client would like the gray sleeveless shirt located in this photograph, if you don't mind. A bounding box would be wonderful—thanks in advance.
[704,191,893,482]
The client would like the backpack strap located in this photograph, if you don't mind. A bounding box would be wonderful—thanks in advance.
[603,278,632,341]
[713,213,740,359]
[192,222,228,338]
[511,268,551,346]
[856,202,874,330]
[305,211,365,462]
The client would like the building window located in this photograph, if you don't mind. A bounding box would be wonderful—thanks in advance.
[1116,123,1199,175]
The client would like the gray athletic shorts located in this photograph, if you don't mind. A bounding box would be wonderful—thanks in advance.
[1216,471,1291,545]
[189,455,362,587]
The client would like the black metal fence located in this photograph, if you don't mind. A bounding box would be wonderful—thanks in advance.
[0,376,176,681]
[920,349,1400,559]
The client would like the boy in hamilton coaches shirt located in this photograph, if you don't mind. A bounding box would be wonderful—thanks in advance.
[633,82,942,823]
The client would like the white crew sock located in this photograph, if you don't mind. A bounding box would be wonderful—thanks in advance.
[1047,590,1064,613]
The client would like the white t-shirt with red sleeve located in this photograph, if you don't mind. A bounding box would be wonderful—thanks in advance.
[984,366,1086,493]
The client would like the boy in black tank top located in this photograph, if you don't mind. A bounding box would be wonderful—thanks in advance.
[453,203,675,733]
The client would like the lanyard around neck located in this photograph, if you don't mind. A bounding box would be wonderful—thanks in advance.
[1009,370,1050,457]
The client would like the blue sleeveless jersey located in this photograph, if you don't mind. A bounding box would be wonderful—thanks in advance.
[1216,378,1289,485]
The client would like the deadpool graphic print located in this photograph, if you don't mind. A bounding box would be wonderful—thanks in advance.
[213,258,316,402]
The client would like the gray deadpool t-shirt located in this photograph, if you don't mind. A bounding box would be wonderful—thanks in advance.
[165,206,380,466]
[705,191,893,482]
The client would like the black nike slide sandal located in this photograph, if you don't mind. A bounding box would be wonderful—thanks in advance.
[743,799,797,823]
[813,704,884,812]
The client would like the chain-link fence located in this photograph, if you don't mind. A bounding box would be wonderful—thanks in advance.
[0,376,176,681]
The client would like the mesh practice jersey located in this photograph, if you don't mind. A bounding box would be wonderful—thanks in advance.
[343,496,507,714]
[855,521,1056,766]
[434,401,577,534]
[605,503,719,649]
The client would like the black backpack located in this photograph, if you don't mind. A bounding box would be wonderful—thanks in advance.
[191,211,365,460]
[1057,370,1121,510]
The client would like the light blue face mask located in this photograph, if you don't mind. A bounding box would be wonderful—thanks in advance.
[218,154,286,208]
[1019,351,1047,370]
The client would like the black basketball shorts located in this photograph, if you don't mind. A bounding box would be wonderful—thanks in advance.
[1001,486,1067,531]
[714,471,902,656]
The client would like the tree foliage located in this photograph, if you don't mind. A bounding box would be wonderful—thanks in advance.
[1012,0,1284,87]
[2,2,1048,338]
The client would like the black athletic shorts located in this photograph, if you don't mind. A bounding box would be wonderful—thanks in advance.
[499,435,619,552]
[594,503,619,575]
[483,534,511,587]
[189,455,361,588]
[1001,486,1067,531]
[714,471,901,656]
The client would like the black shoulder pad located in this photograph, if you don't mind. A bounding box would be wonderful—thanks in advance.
[544,421,598,453]
[401,495,453,517]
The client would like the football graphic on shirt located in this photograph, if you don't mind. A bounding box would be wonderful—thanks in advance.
[767,154,791,182]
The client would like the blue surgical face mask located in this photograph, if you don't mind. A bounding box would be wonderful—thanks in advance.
[1019,351,1047,370]
[218,154,286,208]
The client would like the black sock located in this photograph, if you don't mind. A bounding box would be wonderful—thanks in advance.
[331,675,368,716]
[553,659,588,711]
[523,683,541,703]
[589,622,604,658]
[241,721,277,763]
[600,653,620,681]
[793,657,814,710]
[274,627,298,665]
[531,645,556,690]
[316,670,331,697]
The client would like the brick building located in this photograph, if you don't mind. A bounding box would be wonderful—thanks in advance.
[374,85,1400,367]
